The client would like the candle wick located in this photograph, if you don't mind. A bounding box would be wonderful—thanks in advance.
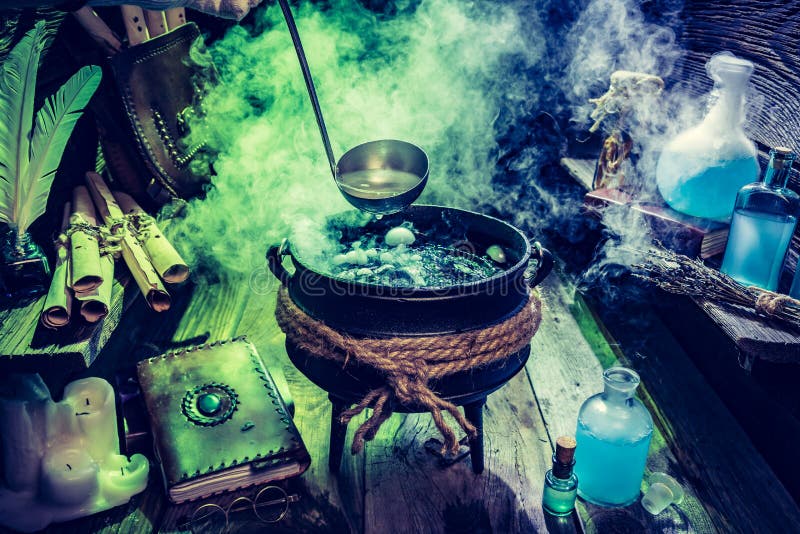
[121,467,125,476]
[86,398,91,406]
[66,464,72,471]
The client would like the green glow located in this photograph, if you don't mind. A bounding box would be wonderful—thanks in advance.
[168,0,543,274]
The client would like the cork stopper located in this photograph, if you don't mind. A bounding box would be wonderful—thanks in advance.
[555,436,576,464]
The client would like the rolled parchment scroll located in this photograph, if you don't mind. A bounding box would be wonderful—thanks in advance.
[85,172,171,312]
[41,203,73,329]
[74,255,115,323]
[114,191,189,284]
[70,187,103,294]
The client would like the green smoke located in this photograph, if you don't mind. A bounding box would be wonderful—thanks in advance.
[170,0,543,276]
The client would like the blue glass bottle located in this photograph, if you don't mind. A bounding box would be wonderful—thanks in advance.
[574,367,653,507]
[721,147,799,291]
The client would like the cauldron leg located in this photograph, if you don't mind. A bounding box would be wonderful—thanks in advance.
[329,395,350,472]
[464,398,486,474]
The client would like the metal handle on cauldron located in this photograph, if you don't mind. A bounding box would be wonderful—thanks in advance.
[526,242,554,288]
[267,239,293,286]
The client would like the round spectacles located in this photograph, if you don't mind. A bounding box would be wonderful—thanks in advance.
[186,486,300,533]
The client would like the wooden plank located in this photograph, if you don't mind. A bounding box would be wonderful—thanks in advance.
[0,271,136,378]
[696,298,800,367]
[232,283,366,533]
[528,275,715,533]
[655,292,800,501]
[77,277,364,534]
[362,368,558,534]
[580,283,800,533]
[560,157,800,366]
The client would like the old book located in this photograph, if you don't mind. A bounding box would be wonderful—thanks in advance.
[136,337,310,503]
[584,187,730,259]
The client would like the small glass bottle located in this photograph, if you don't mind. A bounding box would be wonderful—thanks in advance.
[542,436,578,516]
[0,229,51,299]
[574,367,653,507]
[656,52,760,221]
[721,147,799,291]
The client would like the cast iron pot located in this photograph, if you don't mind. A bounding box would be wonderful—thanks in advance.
[266,205,552,337]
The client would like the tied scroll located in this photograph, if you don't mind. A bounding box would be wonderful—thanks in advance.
[85,172,171,312]
[40,204,73,329]
[115,192,189,284]
[69,187,103,293]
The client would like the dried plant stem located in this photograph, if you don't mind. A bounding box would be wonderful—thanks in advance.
[631,246,800,328]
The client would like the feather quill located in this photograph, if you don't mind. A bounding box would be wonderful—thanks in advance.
[0,20,102,238]
[0,21,45,228]
[22,65,101,235]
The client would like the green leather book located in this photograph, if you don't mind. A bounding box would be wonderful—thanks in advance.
[136,337,310,503]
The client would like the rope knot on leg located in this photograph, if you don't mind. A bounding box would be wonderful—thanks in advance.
[275,287,542,456]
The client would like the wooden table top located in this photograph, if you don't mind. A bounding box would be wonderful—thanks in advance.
[0,267,796,533]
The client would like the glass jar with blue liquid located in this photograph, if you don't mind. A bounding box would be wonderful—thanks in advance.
[721,147,799,291]
[574,367,653,507]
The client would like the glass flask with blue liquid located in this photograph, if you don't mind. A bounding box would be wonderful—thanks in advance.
[574,367,653,507]
[656,52,760,221]
[721,147,798,291]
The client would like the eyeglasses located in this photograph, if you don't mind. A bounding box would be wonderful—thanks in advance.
[180,485,300,533]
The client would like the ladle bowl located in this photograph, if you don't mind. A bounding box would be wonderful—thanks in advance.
[335,140,429,214]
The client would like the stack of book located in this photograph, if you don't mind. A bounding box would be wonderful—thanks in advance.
[584,187,730,259]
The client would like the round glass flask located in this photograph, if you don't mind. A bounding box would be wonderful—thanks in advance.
[574,367,653,507]
[655,52,760,221]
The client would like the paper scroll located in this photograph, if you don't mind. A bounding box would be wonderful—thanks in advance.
[69,187,104,294]
[74,255,114,323]
[40,204,73,329]
[85,172,170,312]
[114,191,189,284]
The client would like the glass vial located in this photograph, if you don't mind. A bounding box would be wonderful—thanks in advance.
[656,52,760,221]
[574,367,653,507]
[721,147,799,291]
[542,436,578,516]
[1,229,51,299]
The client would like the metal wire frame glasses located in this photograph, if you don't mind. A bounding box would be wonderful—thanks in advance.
[179,485,300,533]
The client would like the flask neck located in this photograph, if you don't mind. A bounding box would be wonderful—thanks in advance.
[601,367,640,403]
[707,85,747,130]
[3,230,35,259]
[763,151,796,189]
[551,455,575,479]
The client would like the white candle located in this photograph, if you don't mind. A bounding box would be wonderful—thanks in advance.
[0,376,149,532]
[40,446,99,506]
[63,378,118,464]
[99,454,149,506]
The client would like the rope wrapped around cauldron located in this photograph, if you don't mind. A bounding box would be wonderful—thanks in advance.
[275,286,542,455]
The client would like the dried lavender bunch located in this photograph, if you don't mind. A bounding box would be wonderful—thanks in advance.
[631,246,800,328]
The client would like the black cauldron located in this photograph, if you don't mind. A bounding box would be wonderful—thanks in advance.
[267,205,552,337]
[266,205,552,473]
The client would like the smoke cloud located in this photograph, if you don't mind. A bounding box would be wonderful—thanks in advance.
[169,0,545,276]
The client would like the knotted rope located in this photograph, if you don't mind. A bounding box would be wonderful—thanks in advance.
[754,291,795,317]
[275,287,542,455]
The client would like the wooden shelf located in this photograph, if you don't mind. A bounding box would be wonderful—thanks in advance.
[561,156,800,368]
[0,269,138,377]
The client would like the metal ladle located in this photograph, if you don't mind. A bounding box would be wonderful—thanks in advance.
[278,0,429,214]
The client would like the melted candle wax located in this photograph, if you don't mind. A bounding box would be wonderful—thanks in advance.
[0,376,149,533]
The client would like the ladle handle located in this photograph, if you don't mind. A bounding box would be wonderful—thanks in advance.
[278,0,337,180]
